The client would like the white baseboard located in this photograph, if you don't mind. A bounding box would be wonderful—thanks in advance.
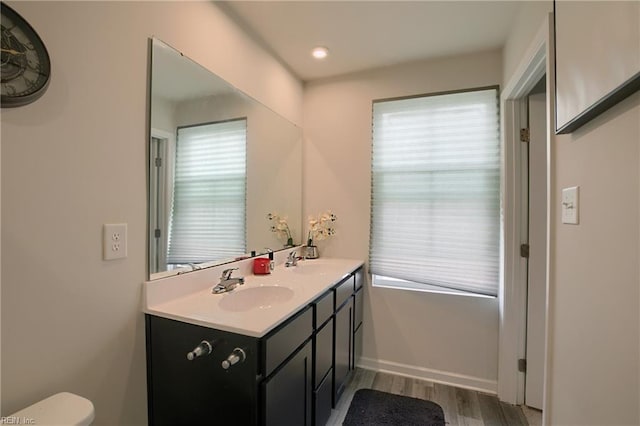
[357,356,498,395]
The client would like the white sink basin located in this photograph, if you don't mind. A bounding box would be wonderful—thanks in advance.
[218,286,294,312]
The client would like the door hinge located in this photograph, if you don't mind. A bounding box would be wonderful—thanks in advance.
[155,157,162,167]
[154,228,161,238]
[520,243,530,258]
[520,128,530,143]
[518,358,527,373]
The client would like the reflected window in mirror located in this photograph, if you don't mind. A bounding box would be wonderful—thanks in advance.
[167,119,247,268]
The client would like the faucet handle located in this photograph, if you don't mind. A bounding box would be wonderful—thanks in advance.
[221,268,238,280]
[285,250,299,267]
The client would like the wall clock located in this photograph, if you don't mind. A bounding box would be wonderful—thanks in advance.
[1,3,51,107]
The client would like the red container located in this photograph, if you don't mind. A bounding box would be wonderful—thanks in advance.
[253,258,271,275]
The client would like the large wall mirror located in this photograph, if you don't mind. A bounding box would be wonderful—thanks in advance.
[148,38,302,280]
[554,1,640,134]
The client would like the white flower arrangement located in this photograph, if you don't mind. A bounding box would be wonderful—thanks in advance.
[307,210,337,246]
[267,212,294,247]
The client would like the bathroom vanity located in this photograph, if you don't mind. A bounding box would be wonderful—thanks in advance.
[144,258,364,426]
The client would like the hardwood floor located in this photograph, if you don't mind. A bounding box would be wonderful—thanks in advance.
[327,368,542,425]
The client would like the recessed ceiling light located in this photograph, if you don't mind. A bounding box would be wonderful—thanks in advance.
[312,46,329,59]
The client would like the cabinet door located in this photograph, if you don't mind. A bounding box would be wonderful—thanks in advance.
[314,368,333,426]
[352,323,363,370]
[333,299,352,406]
[146,316,259,426]
[354,287,363,330]
[263,340,312,426]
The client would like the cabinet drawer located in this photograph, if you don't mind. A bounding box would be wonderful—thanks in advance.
[314,368,333,426]
[263,307,313,377]
[335,275,354,309]
[314,290,333,328]
[355,267,365,290]
[354,287,363,330]
[314,318,333,385]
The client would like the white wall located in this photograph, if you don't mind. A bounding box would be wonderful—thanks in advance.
[503,3,640,424]
[150,96,176,135]
[550,93,640,425]
[303,50,503,390]
[0,2,302,424]
[502,1,553,87]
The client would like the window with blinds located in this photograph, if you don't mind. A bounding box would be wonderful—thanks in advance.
[369,87,500,297]
[167,118,247,265]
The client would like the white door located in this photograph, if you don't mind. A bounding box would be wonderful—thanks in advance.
[525,88,547,410]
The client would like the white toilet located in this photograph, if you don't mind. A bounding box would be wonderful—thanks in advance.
[9,392,94,425]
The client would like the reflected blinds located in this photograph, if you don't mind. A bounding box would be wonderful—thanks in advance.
[167,119,247,264]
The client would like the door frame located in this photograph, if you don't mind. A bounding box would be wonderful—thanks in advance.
[149,128,174,275]
[498,13,554,423]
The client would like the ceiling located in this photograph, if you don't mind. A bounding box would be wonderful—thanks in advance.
[220,1,522,82]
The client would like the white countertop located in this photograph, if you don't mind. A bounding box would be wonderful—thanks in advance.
[143,257,364,337]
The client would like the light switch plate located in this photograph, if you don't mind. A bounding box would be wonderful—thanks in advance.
[103,223,128,260]
[562,186,579,225]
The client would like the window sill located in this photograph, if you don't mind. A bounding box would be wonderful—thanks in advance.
[372,275,496,299]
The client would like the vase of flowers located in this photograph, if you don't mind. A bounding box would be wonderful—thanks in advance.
[267,212,294,247]
[305,210,337,259]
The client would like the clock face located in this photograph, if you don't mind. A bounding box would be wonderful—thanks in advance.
[1,3,50,107]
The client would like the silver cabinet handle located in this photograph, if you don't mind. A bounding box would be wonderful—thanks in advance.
[221,348,246,369]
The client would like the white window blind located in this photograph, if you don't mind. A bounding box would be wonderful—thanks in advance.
[369,88,500,297]
[167,119,247,264]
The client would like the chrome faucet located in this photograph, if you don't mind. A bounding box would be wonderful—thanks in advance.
[212,268,245,294]
[285,250,298,267]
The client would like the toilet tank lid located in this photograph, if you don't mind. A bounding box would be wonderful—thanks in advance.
[11,392,95,425]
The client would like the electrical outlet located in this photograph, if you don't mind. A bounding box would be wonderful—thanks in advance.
[103,223,128,260]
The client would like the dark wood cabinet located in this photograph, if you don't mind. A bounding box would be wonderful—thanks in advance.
[262,307,313,426]
[352,287,364,369]
[333,269,366,407]
[351,268,365,372]
[333,297,352,405]
[263,340,312,426]
[145,316,260,426]
[313,289,334,426]
[146,266,365,426]
[317,266,365,422]
[146,311,313,426]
